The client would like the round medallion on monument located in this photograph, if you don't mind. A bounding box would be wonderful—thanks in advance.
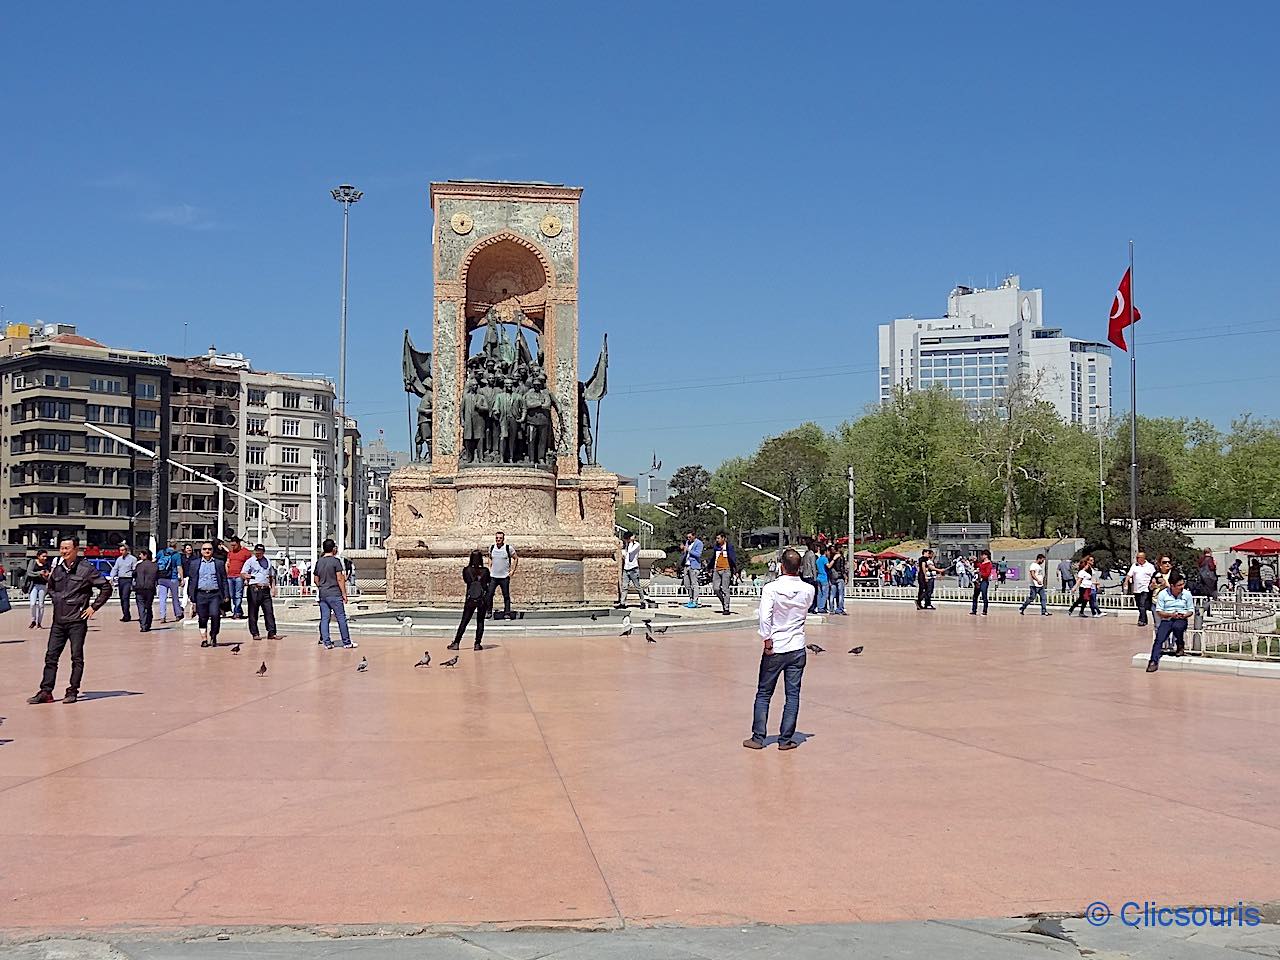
[539,214,563,238]
[450,212,474,235]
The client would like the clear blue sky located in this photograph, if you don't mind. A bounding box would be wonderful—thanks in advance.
[4,2,1277,485]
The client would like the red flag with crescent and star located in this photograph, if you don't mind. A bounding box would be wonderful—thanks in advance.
[1108,267,1141,351]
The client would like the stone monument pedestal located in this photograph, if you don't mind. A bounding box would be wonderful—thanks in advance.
[386,464,620,609]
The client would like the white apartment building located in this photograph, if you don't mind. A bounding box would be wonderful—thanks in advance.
[877,275,1112,426]
[240,366,337,559]
[363,437,409,550]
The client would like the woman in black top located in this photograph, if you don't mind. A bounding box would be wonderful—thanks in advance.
[449,549,491,651]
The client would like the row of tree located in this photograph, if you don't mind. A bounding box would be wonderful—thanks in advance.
[618,383,1280,556]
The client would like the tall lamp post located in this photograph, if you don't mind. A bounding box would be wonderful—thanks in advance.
[741,480,784,552]
[331,183,362,554]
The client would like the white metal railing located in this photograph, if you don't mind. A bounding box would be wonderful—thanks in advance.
[1229,518,1280,531]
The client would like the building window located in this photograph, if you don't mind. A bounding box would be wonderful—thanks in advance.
[85,436,115,454]
[312,394,330,412]
[247,471,266,492]
[281,446,300,465]
[89,377,123,394]
[313,421,327,440]
[45,374,71,389]
[247,388,266,407]
[247,416,266,436]
[282,503,300,521]
[247,445,265,465]
[281,418,300,437]
[281,474,300,494]
[137,410,158,429]
[137,381,157,399]
[281,391,301,409]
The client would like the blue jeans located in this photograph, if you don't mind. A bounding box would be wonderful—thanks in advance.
[319,596,352,646]
[971,579,989,614]
[1150,617,1187,663]
[751,648,806,744]
[1020,585,1047,614]
[816,580,829,612]
[157,578,182,619]
[832,578,846,614]
[229,576,244,617]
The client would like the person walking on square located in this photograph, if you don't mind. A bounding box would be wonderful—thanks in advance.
[617,531,649,608]
[1123,550,1157,627]
[488,530,518,619]
[708,532,737,616]
[188,541,230,646]
[241,543,279,640]
[27,537,111,705]
[801,538,819,612]
[1057,556,1075,593]
[449,549,491,651]
[743,548,814,752]
[224,536,253,619]
[830,545,848,615]
[916,549,938,610]
[680,530,704,609]
[315,539,356,649]
[970,550,994,615]
[1067,555,1096,617]
[1146,572,1195,672]
[109,542,138,622]
[1018,552,1051,616]
[133,548,159,632]
[24,548,51,629]
[814,544,830,613]
[155,539,183,623]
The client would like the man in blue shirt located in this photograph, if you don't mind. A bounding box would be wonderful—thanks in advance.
[109,543,139,622]
[680,530,704,609]
[186,541,230,647]
[1147,572,1195,672]
[814,548,830,613]
[155,539,184,623]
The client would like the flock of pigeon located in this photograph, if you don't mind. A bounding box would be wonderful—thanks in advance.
[245,612,864,678]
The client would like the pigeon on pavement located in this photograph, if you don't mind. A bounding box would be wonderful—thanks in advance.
[654,625,670,634]
[256,662,268,677]
[848,646,864,655]
[806,643,825,654]
[414,651,431,668]
[230,643,241,655]
[441,655,459,668]
[357,657,368,672]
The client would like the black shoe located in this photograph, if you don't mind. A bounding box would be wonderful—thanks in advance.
[27,691,54,704]
[200,639,210,648]
[63,691,78,704]
[1146,661,1159,672]
[210,640,219,647]
[446,641,460,651]
[474,642,483,651]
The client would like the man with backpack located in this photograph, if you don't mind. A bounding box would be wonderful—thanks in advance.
[488,530,518,620]
[155,540,184,623]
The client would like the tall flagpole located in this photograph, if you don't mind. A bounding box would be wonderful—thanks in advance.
[1128,239,1139,563]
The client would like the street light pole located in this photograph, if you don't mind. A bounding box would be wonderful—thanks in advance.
[331,183,362,554]
[1091,404,1107,526]
[741,480,784,553]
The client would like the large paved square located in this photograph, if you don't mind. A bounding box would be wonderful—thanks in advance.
[1,603,1277,934]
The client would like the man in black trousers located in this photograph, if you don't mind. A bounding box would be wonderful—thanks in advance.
[27,536,112,705]
[187,541,230,647]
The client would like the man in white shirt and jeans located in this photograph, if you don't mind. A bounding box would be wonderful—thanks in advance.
[744,548,815,752]
[488,530,518,620]
[1018,552,1052,616]
[1123,550,1157,626]
[617,531,647,608]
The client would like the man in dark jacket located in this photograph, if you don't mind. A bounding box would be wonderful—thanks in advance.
[186,541,230,646]
[707,532,738,615]
[133,548,160,633]
[27,536,112,705]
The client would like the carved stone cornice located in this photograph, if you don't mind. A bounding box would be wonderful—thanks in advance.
[430,181,583,207]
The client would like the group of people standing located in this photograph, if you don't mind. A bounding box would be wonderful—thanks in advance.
[798,539,848,616]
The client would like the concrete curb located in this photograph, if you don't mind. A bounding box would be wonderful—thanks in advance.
[1129,653,1280,678]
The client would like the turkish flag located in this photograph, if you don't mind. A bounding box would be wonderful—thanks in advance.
[1108,267,1141,351]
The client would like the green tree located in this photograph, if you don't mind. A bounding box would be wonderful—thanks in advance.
[667,464,719,538]
[749,423,830,541]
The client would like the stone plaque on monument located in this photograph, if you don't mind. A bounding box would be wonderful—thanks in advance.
[386,181,619,608]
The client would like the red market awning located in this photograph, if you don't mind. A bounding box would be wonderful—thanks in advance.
[1230,536,1280,555]
[876,550,908,560]
[852,550,876,559]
